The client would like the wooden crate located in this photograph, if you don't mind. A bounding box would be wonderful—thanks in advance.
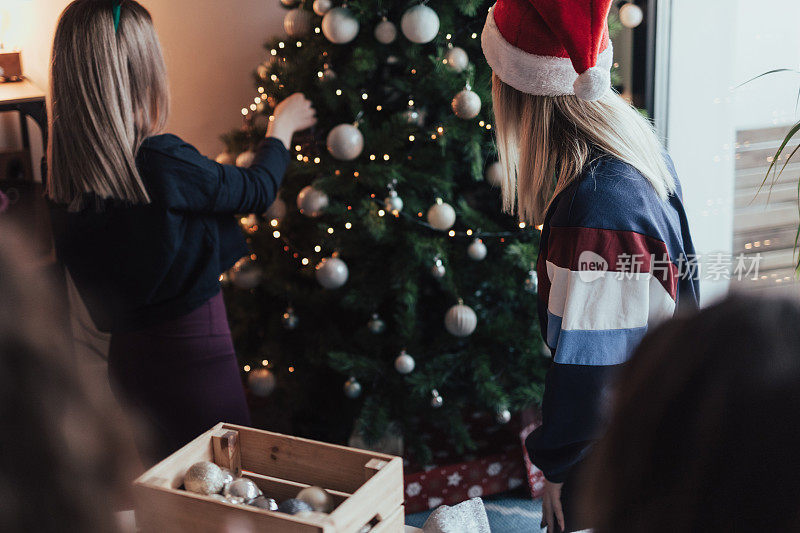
[134,423,405,533]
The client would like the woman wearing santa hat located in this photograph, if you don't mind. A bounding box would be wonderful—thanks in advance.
[482,1,699,531]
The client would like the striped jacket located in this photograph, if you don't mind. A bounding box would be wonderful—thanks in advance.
[526,154,699,483]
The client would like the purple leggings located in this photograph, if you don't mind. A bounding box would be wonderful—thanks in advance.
[108,291,250,461]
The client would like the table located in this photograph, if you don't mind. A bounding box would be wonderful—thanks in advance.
[0,79,47,182]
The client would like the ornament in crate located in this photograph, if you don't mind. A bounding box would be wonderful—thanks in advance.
[134,424,406,532]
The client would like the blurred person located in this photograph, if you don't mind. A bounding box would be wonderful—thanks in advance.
[583,295,800,532]
[46,0,316,458]
[0,226,138,532]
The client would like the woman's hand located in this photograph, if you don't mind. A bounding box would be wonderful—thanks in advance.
[541,479,565,532]
[267,93,317,149]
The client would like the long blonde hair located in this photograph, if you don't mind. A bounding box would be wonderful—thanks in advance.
[492,75,675,225]
[47,0,169,207]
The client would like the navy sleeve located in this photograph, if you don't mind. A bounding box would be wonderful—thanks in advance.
[138,135,290,214]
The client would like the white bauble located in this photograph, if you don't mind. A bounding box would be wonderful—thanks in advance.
[297,185,329,217]
[444,46,469,72]
[401,5,440,44]
[316,256,349,289]
[452,89,482,119]
[384,191,403,213]
[230,258,262,290]
[327,124,364,161]
[184,461,226,495]
[236,150,257,167]
[374,19,397,44]
[247,368,277,397]
[445,303,478,337]
[485,161,503,187]
[430,389,444,408]
[284,8,314,37]
[367,313,386,334]
[297,486,334,513]
[431,258,446,279]
[264,197,287,220]
[394,351,416,374]
[322,7,360,44]
[312,0,332,16]
[467,238,487,261]
[215,152,236,165]
[496,408,512,424]
[427,200,456,231]
[619,3,644,28]
[344,377,362,399]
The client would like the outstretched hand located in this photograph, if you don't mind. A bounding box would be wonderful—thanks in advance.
[267,93,317,149]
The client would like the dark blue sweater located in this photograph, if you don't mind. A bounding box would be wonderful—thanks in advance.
[52,134,289,333]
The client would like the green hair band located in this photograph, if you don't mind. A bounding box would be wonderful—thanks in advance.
[112,0,121,33]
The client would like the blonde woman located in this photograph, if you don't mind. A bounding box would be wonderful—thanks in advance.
[482,1,699,531]
[47,0,315,459]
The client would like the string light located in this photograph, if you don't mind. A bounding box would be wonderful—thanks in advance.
[261,359,269,366]
[296,154,303,161]
[270,219,279,227]
[378,209,386,217]
[271,74,279,81]
[361,92,369,100]
[314,27,321,33]
[314,157,321,164]
[258,87,265,93]
[244,365,251,372]
[466,229,473,236]
[301,258,310,265]
[327,227,334,234]
[296,41,302,47]
[278,41,285,48]
[288,366,295,373]
[376,105,383,111]
[273,230,281,238]
[370,154,376,161]
[336,89,343,96]
[241,108,248,116]
[383,154,390,161]
[249,104,257,111]
[345,222,352,229]
[409,135,416,141]
[448,230,456,237]
[270,49,277,56]
[314,245,322,252]
[471,32,478,39]
[519,222,526,229]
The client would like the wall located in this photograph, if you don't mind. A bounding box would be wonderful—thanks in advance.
[2,0,287,181]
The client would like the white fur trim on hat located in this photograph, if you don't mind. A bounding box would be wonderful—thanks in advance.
[481,5,613,100]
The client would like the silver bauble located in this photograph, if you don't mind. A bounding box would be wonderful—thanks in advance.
[281,307,299,330]
[297,486,335,513]
[496,408,512,424]
[327,124,364,161]
[220,468,235,488]
[524,270,539,294]
[236,150,257,168]
[224,478,261,504]
[427,199,456,231]
[444,46,469,72]
[279,498,314,515]
[250,496,279,511]
[230,258,262,290]
[344,377,362,399]
[445,303,478,337]
[184,461,226,495]
[384,191,403,213]
[247,368,277,397]
[431,258,446,279]
[284,8,314,38]
[316,256,349,289]
[215,152,236,165]
[367,313,386,334]
[297,185,329,217]
[312,0,332,16]
[322,7,360,44]
[452,89,482,119]
[619,2,644,28]
[431,389,444,409]
[467,238,487,261]
[374,19,397,44]
[401,5,440,44]
[265,197,288,220]
[485,161,504,187]
[394,351,416,375]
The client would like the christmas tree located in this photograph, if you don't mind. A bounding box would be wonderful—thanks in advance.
[218,0,547,464]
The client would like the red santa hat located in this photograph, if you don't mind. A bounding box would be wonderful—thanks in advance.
[481,0,614,101]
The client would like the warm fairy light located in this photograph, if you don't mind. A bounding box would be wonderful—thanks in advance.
[431,134,437,140]
[301,258,309,265]
[408,99,415,106]
[448,230,456,237]
[370,193,376,198]
[296,41,302,47]
[270,49,277,55]
[241,108,248,116]
[273,230,281,238]
[270,219,279,227]
[315,27,321,33]
[383,154,390,161]
[336,89,343,96]
[219,274,225,282]
[295,144,302,151]
[437,126,444,134]
[254,97,261,104]
[296,154,303,161]
[347,205,353,210]
[446,33,452,39]
[471,32,478,38]
[411,69,417,75]
[244,365,251,372]
[486,124,493,130]
[378,209,386,217]
[317,71,324,78]
[409,135,416,141]
[288,366,295,373]
[249,104,257,111]
[271,74,279,81]
[353,171,360,178]
[327,227,334,234]
[345,222,352,229]
[479,121,485,127]
[362,92,369,100]
[418,212,423,217]
[262,359,269,366]
[303,156,309,162]
[376,105,383,111]
[269,115,275,121]
[314,157,321,164]
[278,41,285,48]
[466,229,473,236]
[258,86,265,93]
[519,222,526,228]
[370,154,376,161]
[314,245,322,252]
[536,224,544,231]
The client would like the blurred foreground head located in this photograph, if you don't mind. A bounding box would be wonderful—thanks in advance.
[584,295,800,532]
[0,226,136,532]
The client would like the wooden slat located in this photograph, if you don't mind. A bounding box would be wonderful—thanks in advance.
[735,163,800,189]
[737,125,799,145]
[244,471,351,506]
[370,507,405,533]
[223,424,397,493]
[328,457,404,531]
[734,205,799,232]
[212,429,242,477]
[133,484,331,533]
